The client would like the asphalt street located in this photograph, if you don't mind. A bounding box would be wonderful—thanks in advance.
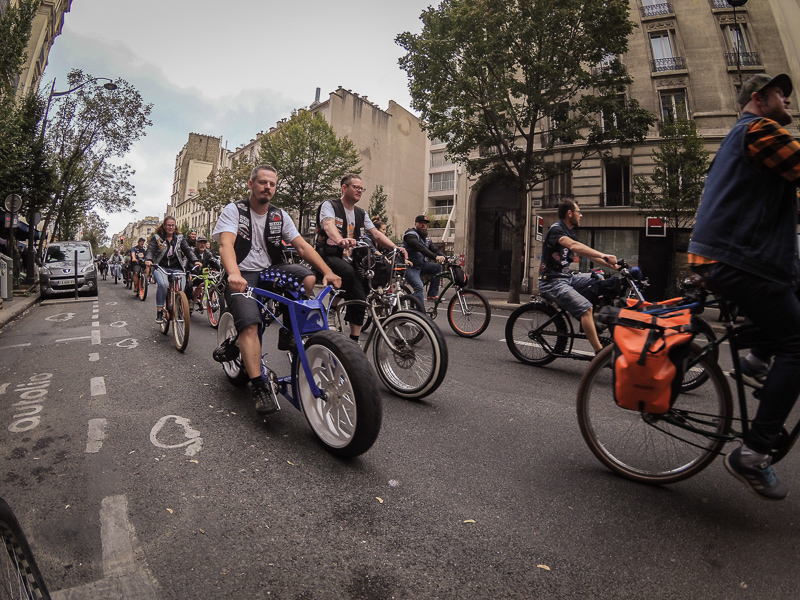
[0,279,798,599]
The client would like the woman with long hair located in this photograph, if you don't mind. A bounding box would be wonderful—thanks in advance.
[145,216,201,323]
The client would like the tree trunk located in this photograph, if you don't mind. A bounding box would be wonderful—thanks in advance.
[506,188,527,304]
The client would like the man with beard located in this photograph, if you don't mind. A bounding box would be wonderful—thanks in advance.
[689,73,800,500]
[403,215,446,307]
[316,174,406,342]
[213,164,340,416]
[537,197,618,354]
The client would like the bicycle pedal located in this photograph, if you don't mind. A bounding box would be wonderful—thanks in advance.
[213,338,239,363]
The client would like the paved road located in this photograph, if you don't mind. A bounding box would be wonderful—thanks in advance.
[0,280,799,599]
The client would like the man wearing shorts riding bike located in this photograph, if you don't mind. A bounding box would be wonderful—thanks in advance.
[689,73,800,501]
[213,164,341,416]
[315,174,407,343]
[537,197,618,353]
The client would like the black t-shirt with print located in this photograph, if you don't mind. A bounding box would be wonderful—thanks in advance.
[539,220,577,279]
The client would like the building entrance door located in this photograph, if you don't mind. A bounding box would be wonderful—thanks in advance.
[472,183,517,291]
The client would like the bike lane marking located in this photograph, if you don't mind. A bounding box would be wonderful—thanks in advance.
[85,418,107,453]
[150,416,203,456]
[89,353,100,362]
[55,335,92,343]
[90,377,106,397]
[5,373,53,433]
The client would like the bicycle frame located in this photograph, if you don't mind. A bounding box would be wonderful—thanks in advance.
[237,282,337,407]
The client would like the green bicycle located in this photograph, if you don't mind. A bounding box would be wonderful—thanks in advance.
[190,266,225,328]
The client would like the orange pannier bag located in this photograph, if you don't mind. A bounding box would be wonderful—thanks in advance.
[598,306,696,414]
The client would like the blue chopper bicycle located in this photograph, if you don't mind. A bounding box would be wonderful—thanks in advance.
[214,268,382,457]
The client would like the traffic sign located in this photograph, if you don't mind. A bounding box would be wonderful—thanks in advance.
[4,194,22,213]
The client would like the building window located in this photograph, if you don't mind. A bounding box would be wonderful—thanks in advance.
[660,90,688,122]
[649,31,685,71]
[430,150,452,168]
[429,171,455,192]
[543,164,573,209]
[600,160,632,207]
[723,24,760,67]
[602,95,626,133]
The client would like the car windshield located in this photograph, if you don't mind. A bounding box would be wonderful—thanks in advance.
[46,246,90,263]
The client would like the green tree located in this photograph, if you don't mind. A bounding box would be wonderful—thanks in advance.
[634,117,709,296]
[40,69,152,252]
[260,109,360,228]
[197,155,254,213]
[367,184,391,237]
[81,210,109,249]
[397,0,655,303]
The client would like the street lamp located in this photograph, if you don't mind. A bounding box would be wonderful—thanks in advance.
[25,76,118,285]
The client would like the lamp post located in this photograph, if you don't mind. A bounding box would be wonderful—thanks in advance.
[26,76,117,284]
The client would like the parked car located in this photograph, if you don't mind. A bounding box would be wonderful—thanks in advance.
[39,242,98,299]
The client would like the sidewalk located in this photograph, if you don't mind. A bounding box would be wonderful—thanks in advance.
[0,288,41,331]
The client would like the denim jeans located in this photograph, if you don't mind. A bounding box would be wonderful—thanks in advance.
[406,261,442,306]
[153,267,185,308]
[698,262,800,454]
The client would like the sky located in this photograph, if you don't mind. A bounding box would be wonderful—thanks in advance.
[43,0,436,237]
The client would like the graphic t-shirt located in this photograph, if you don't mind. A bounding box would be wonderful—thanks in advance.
[318,201,375,261]
[539,220,577,279]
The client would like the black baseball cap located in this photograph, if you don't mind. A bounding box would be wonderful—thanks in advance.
[415,215,429,223]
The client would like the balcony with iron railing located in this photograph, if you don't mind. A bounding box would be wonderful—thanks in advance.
[599,192,636,207]
[541,194,570,209]
[641,2,673,18]
[725,52,761,68]
[651,56,686,73]
[711,0,746,9]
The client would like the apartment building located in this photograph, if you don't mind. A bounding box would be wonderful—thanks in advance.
[453,0,799,298]
[3,0,72,97]
[167,133,224,237]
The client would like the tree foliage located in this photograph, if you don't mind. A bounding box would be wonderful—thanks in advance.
[81,210,109,249]
[397,0,655,302]
[197,155,254,213]
[41,69,152,249]
[260,110,360,227]
[0,0,38,99]
[367,184,391,237]
[633,118,709,231]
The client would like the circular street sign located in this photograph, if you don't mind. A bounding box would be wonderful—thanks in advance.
[4,194,22,213]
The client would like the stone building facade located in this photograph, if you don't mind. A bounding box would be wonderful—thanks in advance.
[167,133,224,236]
[453,0,800,298]
[4,0,72,97]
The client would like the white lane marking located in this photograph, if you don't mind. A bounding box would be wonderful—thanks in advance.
[91,330,101,345]
[105,302,117,306]
[90,377,106,396]
[55,335,92,343]
[109,321,127,328]
[89,353,100,362]
[0,383,7,395]
[150,415,203,456]
[0,343,31,348]
[92,321,100,327]
[116,338,138,349]
[46,313,75,322]
[86,418,107,453]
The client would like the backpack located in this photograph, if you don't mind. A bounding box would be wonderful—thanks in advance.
[597,306,696,414]
[450,264,468,288]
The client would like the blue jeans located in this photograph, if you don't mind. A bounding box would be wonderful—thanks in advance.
[697,262,800,454]
[153,267,185,308]
[406,261,442,306]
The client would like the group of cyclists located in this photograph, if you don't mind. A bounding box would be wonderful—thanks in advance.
[96,72,800,502]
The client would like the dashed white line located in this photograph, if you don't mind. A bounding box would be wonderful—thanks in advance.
[90,377,106,396]
[91,330,101,345]
[89,353,100,362]
[55,335,92,343]
[85,418,107,453]
[0,343,31,348]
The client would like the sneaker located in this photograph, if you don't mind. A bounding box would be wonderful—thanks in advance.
[253,384,278,416]
[728,357,768,390]
[724,446,789,501]
[155,309,163,324]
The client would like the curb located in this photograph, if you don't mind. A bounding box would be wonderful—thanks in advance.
[0,291,41,331]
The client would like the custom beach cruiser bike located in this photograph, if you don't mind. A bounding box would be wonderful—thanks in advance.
[328,243,449,400]
[214,268,382,457]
